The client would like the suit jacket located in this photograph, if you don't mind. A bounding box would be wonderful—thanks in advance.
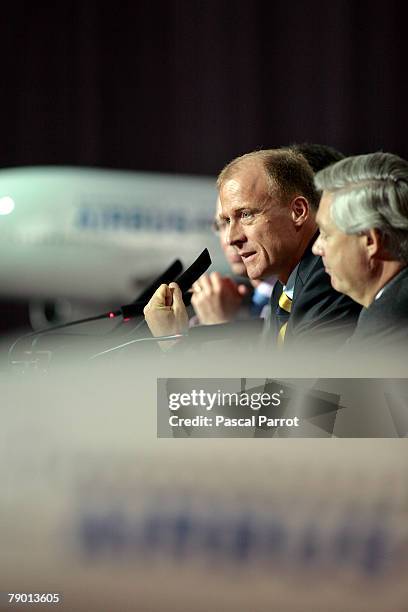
[267,240,362,349]
[347,267,408,349]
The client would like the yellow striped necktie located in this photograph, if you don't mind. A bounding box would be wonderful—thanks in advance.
[277,291,292,346]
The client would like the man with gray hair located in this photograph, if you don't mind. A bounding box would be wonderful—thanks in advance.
[313,151,408,348]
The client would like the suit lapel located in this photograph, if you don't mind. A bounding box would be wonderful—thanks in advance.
[293,232,321,305]
[264,232,321,342]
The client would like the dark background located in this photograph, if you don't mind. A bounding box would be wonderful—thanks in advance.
[0,0,407,332]
[1,0,407,174]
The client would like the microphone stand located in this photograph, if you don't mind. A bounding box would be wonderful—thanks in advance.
[8,248,212,369]
[88,333,188,360]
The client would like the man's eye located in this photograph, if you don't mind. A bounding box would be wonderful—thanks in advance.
[241,211,252,220]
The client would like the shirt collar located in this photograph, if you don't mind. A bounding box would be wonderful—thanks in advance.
[375,287,385,300]
[374,267,408,301]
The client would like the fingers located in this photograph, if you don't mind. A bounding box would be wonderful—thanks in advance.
[209,271,223,293]
[144,284,171,314]
[193,272,229,295]
[168,282,189,333]
[197,274,212,295]
[190,272,243,325]
[192,273,240,298]
[168,282,183,306]
[143,282,188,337]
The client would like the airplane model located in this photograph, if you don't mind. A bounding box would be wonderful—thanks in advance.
[0,166,226,328]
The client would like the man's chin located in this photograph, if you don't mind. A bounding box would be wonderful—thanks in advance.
[246,267,263,282]
[231,264,248,277]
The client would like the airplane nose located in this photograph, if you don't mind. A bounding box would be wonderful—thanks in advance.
[0,196,15,215]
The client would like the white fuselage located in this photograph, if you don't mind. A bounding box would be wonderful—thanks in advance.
[0,166,226,305]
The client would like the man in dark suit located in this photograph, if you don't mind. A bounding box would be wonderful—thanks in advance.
[190,143,345,328]
[312,151,408,350]
[144,148,361,349]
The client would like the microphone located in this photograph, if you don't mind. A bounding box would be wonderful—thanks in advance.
[8,259,184,364]
[131,259,183,304]
[87,249,213,359]
[8,250,212,366]
[109,258,183,333]
[119,248,212,317]
[173,248,211,295]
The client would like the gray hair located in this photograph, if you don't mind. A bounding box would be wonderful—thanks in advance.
[314,152,408,263]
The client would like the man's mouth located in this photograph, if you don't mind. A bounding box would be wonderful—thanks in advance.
[228,253,244,263]
[240,252,257,262]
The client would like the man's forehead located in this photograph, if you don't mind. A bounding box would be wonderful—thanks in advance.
[221,163,268,197]
[319,191,334,209]
[219,169,281,217]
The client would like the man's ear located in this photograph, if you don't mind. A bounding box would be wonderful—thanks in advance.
[290,196,309,226]
[364,228,382,257]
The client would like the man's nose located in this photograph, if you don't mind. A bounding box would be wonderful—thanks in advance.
[312,233,323,256]
[227,220,246,246]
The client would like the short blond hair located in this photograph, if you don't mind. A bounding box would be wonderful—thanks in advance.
[217,148,320,209]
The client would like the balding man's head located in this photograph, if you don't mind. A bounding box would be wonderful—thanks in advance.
[217,150,318,283]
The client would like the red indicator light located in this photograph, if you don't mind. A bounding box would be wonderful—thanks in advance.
[109,312,116,319]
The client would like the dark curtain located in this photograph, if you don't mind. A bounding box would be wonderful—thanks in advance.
[1,0,407,175]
